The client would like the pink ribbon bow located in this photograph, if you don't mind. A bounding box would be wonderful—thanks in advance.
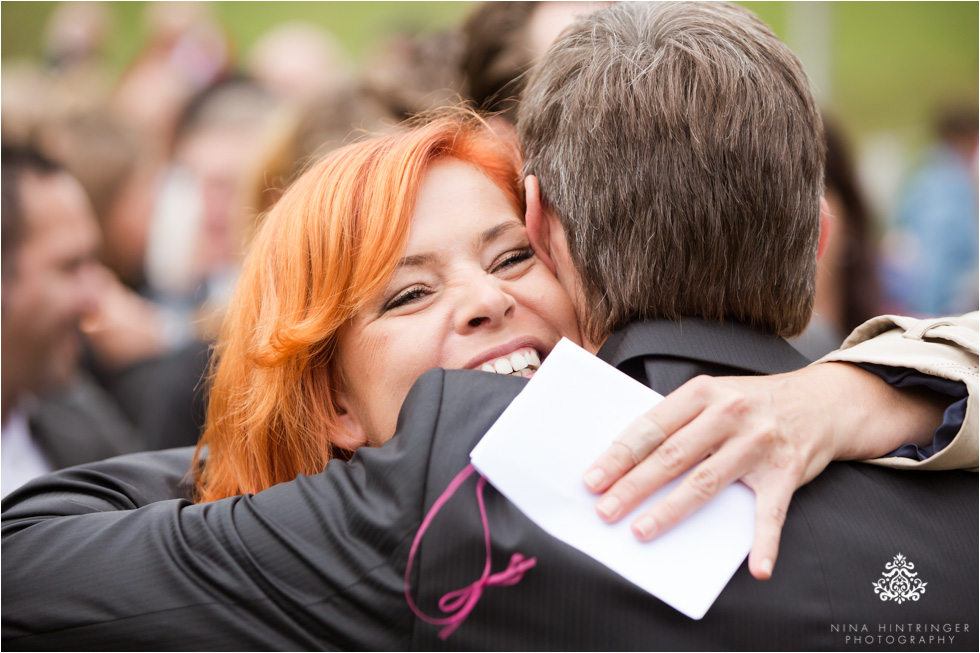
[404,463,537,640]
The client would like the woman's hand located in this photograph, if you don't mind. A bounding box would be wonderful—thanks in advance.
[582,363,946,581]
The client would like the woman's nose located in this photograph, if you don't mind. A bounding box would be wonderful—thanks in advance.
[453,274,516,334]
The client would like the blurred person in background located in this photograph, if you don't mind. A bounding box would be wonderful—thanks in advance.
[41,0,113,101]
[362,27,462,121]
[245,21,354,106]
[234,85,393,256]
[1,4,218,454]
[459,1,607,126]
[37,110,212,451]
[882,105,979,317]
[1,146,143,498]
[191,81,394,342]
[0,62,63,146]
[458,1,538,121]
[1,2,112,149]
[110,1,229,156]
[791,117,881,360]
[144,76,280,346]
[40,110,161,293]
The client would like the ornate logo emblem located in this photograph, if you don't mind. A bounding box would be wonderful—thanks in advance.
[872,553,927,604]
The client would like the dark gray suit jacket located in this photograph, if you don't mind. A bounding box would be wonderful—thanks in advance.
[29,373,144,470]
[3,320,977,651]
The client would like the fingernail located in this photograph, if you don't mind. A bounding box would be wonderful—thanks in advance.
[633,516,657,539]
[596,495,621,520]
[584,468,606,490]
[759,557,774,578]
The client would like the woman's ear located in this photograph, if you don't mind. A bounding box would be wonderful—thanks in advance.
[817,195,833,262]
[332,394,369,451]
[524,175,558,275]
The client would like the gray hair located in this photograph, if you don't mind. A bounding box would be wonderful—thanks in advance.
[518,1,824,341]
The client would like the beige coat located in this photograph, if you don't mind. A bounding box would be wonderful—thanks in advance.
[817,312,978,471]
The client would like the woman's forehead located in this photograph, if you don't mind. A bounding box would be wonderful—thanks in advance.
[407,159,523,244]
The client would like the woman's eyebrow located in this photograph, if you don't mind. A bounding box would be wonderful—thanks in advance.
[396,222,523,268]
[479,221,523,246]
[397,253,434,267]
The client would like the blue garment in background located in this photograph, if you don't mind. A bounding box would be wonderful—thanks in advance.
[884,145,978,316]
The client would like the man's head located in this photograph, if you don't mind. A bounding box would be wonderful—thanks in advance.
[519,1,825,344]
[1,146,100,420]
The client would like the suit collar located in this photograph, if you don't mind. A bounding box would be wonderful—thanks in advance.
[596,318,811,377]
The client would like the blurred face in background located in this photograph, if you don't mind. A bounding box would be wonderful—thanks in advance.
[102,157,160,290]
[1,172,101,400]
[175,124,260,274]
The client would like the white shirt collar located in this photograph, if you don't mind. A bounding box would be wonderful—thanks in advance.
[2,402,53,499]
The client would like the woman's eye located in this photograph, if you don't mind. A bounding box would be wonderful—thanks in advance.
[491,247,535,274]
[382,287,430,312]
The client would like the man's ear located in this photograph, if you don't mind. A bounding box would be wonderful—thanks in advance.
[524,175,558,275]
[817,195,833,262]
[332,394,369,451]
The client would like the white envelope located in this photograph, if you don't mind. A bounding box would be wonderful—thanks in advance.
[470,338,755,620]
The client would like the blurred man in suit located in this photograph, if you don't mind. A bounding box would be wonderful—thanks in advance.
[1,146,141,497]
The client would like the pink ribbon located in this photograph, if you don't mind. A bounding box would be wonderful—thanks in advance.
[404,463,537,640]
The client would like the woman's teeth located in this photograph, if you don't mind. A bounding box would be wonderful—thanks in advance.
[480,349,541,377]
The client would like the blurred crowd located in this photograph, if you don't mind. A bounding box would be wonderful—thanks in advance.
[2,1,977,496]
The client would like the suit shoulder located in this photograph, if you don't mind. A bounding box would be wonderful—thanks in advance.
[415,370,526,474]
[435,369,527,429]
[400,369,526,424]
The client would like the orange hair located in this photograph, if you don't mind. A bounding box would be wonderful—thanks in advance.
[194,109,523,502]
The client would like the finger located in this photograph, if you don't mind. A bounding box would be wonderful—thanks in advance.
[597,395,756,521]
[628,439,761,538]
[746,479,793,581]
[584,412,671,493]
[583,377,717,493]
[614,413,669,466]
[583,437,638,493]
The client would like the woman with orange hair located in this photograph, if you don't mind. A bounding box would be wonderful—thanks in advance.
[195,110,579,501]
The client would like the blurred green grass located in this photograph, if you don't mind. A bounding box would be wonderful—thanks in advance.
[2,2,472,65]
[3,1,977,149]
[746,1,978,144]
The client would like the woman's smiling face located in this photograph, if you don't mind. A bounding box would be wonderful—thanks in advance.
[334,158,581,445]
